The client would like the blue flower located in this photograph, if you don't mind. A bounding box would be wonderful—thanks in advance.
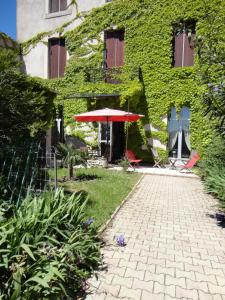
[116,235,126,247]
[84,218,94,226]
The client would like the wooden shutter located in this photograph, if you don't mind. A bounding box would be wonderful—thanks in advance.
[49,38,66,79]
[174,31,194,67]
[105,30,124,68]
[174,33,184,67]
[183,33,195,66]
[50,0,59,13]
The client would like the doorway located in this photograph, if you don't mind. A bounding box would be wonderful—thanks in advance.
[168,107,191,159]
[98,122,125,162]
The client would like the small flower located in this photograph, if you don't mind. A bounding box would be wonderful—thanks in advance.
[116,235,126,247]
[84,218,95,226]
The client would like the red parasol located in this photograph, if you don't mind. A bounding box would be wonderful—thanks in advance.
[74,108,143,122]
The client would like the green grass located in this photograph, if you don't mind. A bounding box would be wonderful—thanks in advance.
[52,168,141,228]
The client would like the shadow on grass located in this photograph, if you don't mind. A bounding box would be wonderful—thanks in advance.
[206,212,225,228]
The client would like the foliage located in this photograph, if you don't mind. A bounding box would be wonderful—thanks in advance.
[58,143,88,179]
[0,189,101,299]
[55,167,141,227]
[0,70,56,144]
[196,0,225,136]
[201,136,225,203]
[118,157,130,171]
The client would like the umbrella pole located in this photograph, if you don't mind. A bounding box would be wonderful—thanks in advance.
[106,116,109,163]
[125,99,130,152]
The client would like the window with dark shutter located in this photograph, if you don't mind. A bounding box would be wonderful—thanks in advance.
[49,38,66,78]
[105,30,125,68]
[49,0,67,13]
[172,22,195,67]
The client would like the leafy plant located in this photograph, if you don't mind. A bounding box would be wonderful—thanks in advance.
[58,143,88,180]
[118,157,130,171]
[201,136,225,203]
[0,189,101,299]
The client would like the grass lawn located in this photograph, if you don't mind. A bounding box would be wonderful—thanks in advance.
[53,167,141,228]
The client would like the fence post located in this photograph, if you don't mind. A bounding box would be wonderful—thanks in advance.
[54,151,58,192]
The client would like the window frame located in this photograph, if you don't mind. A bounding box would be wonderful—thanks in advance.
[49,0,68,14]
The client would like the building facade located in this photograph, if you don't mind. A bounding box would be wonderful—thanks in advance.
[16,0,217,162]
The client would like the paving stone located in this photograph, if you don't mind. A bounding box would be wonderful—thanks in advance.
[145,271,164,285]
[132,278,153,293]
[125,267,145,280]
[112,275,133,289]
[141,291,164,300]
[119,286,142,300]
[176,286,198,300]
[186,278,209,293]
[98,283,120,297]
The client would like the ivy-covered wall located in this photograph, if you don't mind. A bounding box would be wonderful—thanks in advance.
[23,0,225,161]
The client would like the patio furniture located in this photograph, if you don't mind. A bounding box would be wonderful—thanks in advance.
[151,148,164,168]
[125,149,143,168]
[179,153,200,172]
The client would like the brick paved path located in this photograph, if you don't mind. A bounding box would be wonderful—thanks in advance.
[86,175,225,300]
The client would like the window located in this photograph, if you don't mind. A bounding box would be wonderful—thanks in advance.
[49,0,67,13]
[48,38,66,78]
[172,21,195,67]
[168,107,191,159]
[104,30,124,68]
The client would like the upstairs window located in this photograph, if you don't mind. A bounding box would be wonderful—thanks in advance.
[172,21,195,67]
[49,0,67,13]
[49,38,66,78]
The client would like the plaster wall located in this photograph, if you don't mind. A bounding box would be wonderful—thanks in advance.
[17,0,106,77]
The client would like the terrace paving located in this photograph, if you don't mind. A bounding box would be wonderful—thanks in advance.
[85,175,225,300]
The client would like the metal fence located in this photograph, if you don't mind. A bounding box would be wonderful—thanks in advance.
[0,144,58,206]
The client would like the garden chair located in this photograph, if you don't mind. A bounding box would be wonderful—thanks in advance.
[125,149,143,168]
[179,153,200,172]
[151,148,164,168]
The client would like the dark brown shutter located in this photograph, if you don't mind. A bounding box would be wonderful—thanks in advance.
[105,30,124,68]
[174,32,194,67]
[49,38,66,78]
[50,0,59,13]
[60,0,67,11]
[58,39,66,77]
[183,33,195,66]
[174,33,184,67]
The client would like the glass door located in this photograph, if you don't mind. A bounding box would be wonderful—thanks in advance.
[98,122,113,161]
[168,107,191,159]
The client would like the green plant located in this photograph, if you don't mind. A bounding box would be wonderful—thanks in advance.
[0,189,101,299]
[201,136,225,203]
[118,157,130,171]
[58,143,88,179]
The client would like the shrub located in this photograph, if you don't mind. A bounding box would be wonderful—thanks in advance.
[201,136,225,203]
[0,189,101,299]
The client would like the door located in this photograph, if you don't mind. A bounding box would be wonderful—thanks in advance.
[98,122,113,161]
[168,107,191,159]
[98,122,125,161]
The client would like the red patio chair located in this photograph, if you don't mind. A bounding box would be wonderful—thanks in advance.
[125,149,143,168]
[180,153,200,172]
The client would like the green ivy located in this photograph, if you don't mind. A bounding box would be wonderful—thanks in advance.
[22,0,225,161]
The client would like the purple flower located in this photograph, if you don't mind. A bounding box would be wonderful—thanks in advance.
[84,218,94,226]
[213,86,219,92]
[116,235,126,247]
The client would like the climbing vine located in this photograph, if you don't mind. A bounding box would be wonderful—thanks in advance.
[22,0,225,160]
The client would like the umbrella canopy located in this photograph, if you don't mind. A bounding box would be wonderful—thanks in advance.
[74,108,144,122]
